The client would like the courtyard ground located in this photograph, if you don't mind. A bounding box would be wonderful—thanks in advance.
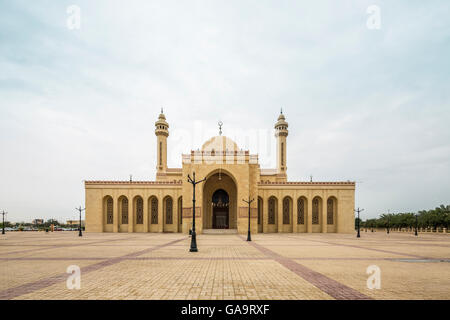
[0,231,449,300]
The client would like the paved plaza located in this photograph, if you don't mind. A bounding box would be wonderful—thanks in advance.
[0,231,449,300]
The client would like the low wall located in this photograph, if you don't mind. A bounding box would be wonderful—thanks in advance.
[358,227,449,233]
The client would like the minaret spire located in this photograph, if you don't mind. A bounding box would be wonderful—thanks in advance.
[155,109,169,177]
[275,110,289,176]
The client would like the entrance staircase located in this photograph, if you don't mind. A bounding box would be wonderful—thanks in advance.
[202,229,238,235]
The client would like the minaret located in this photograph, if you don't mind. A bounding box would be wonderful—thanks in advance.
[155,108,169,173]
[275,109,288,175]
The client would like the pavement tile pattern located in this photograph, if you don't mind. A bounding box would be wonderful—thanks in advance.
[0,231,449,300]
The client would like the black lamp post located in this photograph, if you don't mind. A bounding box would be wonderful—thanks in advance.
[355,207,364,238]
[387,210,390,234]
[76,206,85,237]
[387,216,390,234]
[243,197,254,241]
[415,214,418,236]
[187,172,206,252]
[1,211,6,235]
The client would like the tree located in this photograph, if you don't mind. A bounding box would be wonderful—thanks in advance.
[362,204,449,230]
[0,221,12,228]
[43,219,60,228]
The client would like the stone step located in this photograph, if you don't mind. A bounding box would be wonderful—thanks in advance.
[202,229,238,234]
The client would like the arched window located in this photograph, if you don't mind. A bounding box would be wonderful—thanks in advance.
[121,198,128,224]
[165,197,173,224]
[297,198,305,224]
[268,197,276,224]
[136,197,143,224]
[283,197,290,224]
[312,197,320,225]
[327,198,334,225]
[178,197,183,225]
[151,197,158,224]
[257,197,263,225]
[106,197,113,224]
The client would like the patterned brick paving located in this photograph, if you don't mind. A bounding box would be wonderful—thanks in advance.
[243,236,372,300]
[0,237,185,299]
[0,232,449,299]
[1,237,133,256]
[300,237,430,259]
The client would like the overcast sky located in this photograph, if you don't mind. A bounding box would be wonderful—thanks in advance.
[1,0,449,223]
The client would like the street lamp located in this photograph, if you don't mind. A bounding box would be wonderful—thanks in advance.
[355,207,364,238]
[76,206,85,237]
[242,197,254,241]
[387,216,390,234]
[187,172,206,252]
[415,214,418,236]
[387,210,390,234]
[1,211,7,235]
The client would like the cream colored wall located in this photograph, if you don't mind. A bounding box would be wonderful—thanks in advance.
[86,181,355,234]
[247,163,259,235]
[257,184,355,234]
[336,189,355,233]
[85,188,103,232]
[85,183,182,233]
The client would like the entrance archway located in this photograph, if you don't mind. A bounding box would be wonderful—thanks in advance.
[212,189,229,229]
[202,171,237,230]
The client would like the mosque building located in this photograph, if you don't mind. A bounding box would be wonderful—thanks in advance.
[85,110,355,234]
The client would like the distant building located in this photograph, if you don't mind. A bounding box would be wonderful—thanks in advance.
[67,220,85,227]
[32,219,44,225]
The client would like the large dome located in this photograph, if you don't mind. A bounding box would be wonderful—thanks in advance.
[201,136,239,152]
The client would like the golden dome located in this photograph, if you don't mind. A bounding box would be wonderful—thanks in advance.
[201,136,239,152]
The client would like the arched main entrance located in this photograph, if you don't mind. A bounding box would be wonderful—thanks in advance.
[202,171,237,230]
[212,189,229,229]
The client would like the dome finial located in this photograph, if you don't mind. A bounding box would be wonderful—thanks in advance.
[218,121,223,136]
[280,107,283,115]
[161,107,163,114]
